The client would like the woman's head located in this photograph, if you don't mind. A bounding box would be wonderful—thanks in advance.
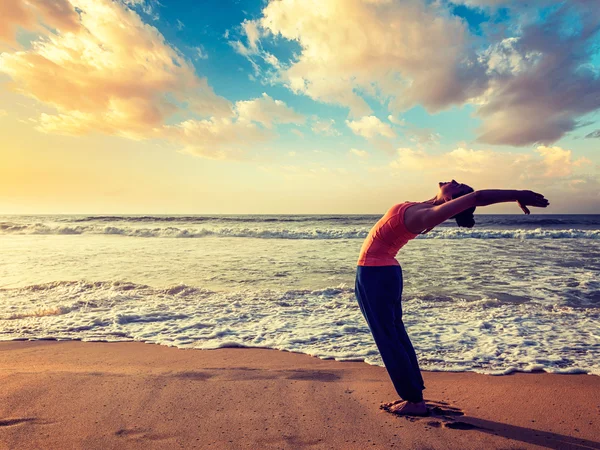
[438,180,476,228]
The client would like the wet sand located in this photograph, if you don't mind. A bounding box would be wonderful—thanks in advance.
[0,341,598,449]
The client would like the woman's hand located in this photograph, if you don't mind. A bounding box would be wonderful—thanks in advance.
[517,190,549,214]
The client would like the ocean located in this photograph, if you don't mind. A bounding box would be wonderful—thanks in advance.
[1,213,599,375]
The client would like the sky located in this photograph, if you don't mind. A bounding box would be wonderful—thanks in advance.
[0,0,599,214]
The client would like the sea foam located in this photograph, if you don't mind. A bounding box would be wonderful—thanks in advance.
[1,280,598,375]
[1,222,599,239]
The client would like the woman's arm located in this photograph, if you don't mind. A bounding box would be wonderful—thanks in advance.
[405,189,549,233]
[474,189,522,206]
[475,189,549,214]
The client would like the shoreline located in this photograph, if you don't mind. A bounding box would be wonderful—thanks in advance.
[3,338,598,377]
[1,341,599,449]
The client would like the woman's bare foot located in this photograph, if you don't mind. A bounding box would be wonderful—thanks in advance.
[389,400,429,416]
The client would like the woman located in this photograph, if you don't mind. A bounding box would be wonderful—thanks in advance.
[355,181,549,416]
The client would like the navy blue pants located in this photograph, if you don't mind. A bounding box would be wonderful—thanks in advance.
[355,265,424,402]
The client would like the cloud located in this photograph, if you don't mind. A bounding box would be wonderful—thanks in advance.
[122,0,159,18]
[164,117,270,160]
[230,21,262,58]
[450,0,508,7]
[346,116,395,139]
[0,1,34,43]
[349,148,369,158]
[0,0,232,140]
[235,93,304,129]
[0,0,306,160]
[389,145,593,189]
[483,38,541,77]
[240,0,600,147]
[585,130,600,139]
[388,115,405,126]
[390,147,499,173]
[229,19,282,83]
[475,2,600,146]
[193,46,209,60]
[534,146,590,178]
[311,118,340,136]
[229,39,251,57]
[241,19,262,53]
[0,0,80,44]
[405,127,441,147]
[452,0,563,7]
[161,93,304,159]
[254,0,487,117]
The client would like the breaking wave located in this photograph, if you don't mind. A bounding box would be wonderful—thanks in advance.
[1,222,599,239]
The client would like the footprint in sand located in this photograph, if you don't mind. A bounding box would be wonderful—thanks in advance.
[0,418,37,427]
[115,427,172,441]
[380,399,464,417]
[381,399,479,430]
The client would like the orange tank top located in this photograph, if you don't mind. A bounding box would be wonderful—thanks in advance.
[357,202,419,266]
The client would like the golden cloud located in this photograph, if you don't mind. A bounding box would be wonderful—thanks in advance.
[250,0,486,117]
[1,0,231,139]
[0,0,305,159]
[236,93,305,129]
[389,145,593,188]
[164,118,270,160]
[0,0,79,44]
[346,115,395,139]
[165,96,304,159]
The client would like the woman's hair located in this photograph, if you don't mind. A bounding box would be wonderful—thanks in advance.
[451,187,476,228]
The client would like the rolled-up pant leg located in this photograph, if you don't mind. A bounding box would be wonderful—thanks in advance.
[355,265,424,403]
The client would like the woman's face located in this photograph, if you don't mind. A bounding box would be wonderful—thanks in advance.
[438,180,472,202]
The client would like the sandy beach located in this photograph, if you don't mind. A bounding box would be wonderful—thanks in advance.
[0,341,598,449]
